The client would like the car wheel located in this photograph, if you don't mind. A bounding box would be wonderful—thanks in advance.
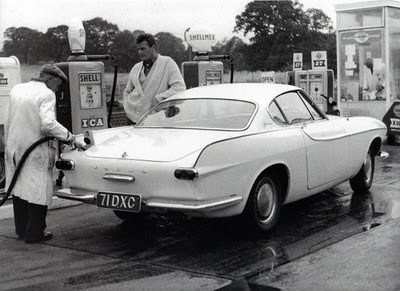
[243,174,282,232]
[0,152,5,189]
[350,150,374,193]
[113,210,146,222]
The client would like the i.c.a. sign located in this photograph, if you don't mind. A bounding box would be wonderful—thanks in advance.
[81,117,104,128]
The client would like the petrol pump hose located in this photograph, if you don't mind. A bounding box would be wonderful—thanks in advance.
[0,136,54,207]
[1,56,118,207]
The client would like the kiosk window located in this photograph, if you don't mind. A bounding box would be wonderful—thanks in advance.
[338,28,385,102]
[389,8,400,101]
[338,8,383,29]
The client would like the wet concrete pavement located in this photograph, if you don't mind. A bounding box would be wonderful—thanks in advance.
[247,140,400,290]
[0,141,399,290]
[250,218,400,291]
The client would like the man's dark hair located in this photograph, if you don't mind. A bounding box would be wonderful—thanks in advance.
[365,58,374,70]
[136,33,156,47]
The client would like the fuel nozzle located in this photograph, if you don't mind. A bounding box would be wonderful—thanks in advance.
[84,136,91,145]
[81,130,95,151]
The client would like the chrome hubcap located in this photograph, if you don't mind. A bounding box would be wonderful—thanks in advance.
[257,182,276,224]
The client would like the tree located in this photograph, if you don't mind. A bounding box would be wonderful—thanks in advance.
[234,0,308,71]
[83,17,119,55]
[213,37,248,71]
[306,8,334,33]
[42,25,69,62]
[155,32,186,66]
[132,29,145,38]
[111,30,139,72]
[3,27,43,64]
[234,0,335,71]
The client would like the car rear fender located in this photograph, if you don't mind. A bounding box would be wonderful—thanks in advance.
[194,129,307,207]
[251,164,290,204]
[344,118,386,177]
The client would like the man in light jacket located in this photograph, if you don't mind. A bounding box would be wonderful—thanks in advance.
[123,33,186,124]
[5,64,81,244]
[363,58,385,101]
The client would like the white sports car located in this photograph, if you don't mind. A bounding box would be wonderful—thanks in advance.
[56,83,387,232]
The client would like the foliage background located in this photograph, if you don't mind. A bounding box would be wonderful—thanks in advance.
[1,1,336,75]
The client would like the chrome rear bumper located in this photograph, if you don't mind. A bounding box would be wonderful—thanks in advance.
[146,196,243,211]
[56,188,97,205]
[56,188,243,212]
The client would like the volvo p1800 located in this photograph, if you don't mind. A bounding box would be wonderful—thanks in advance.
[56,83,387,232]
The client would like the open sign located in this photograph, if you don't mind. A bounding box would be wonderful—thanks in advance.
[261,71,275,84]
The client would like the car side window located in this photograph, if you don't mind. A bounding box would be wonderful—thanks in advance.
[268,101,287,125]
[274,92,313,125]
[298,91,325,120]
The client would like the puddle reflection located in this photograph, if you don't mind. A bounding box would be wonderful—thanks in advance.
[375,198,400,219]
[349,191,374,224]
[108,185,398,281]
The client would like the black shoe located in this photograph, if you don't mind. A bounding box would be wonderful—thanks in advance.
[25,231,53,244]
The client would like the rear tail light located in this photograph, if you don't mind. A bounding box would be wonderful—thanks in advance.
[55,159,75,171]
[174,168,198,180]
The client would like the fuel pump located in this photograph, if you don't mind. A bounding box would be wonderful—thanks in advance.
[55,19,118,134]
[181,28,234,88]
[288,69,338,115]
[0,56,21,189]
[54,20,118,184]
[182,54,233,88]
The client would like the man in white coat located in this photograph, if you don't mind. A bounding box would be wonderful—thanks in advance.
[363,58,385,101]
[5,64,81,243]
[123,33,186,124]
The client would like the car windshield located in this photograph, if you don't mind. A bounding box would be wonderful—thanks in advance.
[137,98,256,130]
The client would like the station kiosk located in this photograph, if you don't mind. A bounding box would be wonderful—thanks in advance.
[335,0,400,121]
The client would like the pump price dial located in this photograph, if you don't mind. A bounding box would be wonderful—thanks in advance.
[206,70,222,85]
[78,72,102,109]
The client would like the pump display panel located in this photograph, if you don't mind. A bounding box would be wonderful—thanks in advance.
[206,70,222,85]
[55,62,108,134]
[79,72,102,109]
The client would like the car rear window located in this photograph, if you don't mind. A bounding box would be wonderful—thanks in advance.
[137,98,256,130]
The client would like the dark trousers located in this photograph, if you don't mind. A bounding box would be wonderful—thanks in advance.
[13,196,48,241]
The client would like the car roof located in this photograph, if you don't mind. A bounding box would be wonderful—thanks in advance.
[170,83,300,104]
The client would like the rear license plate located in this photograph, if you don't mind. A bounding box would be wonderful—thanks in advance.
[96,192,141,212]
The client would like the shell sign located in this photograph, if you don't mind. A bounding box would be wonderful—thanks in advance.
[311,51,327,70]
[0,72,8,86]
[185,28,217,52]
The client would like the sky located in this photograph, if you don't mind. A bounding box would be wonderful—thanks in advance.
[0,0,367,50]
